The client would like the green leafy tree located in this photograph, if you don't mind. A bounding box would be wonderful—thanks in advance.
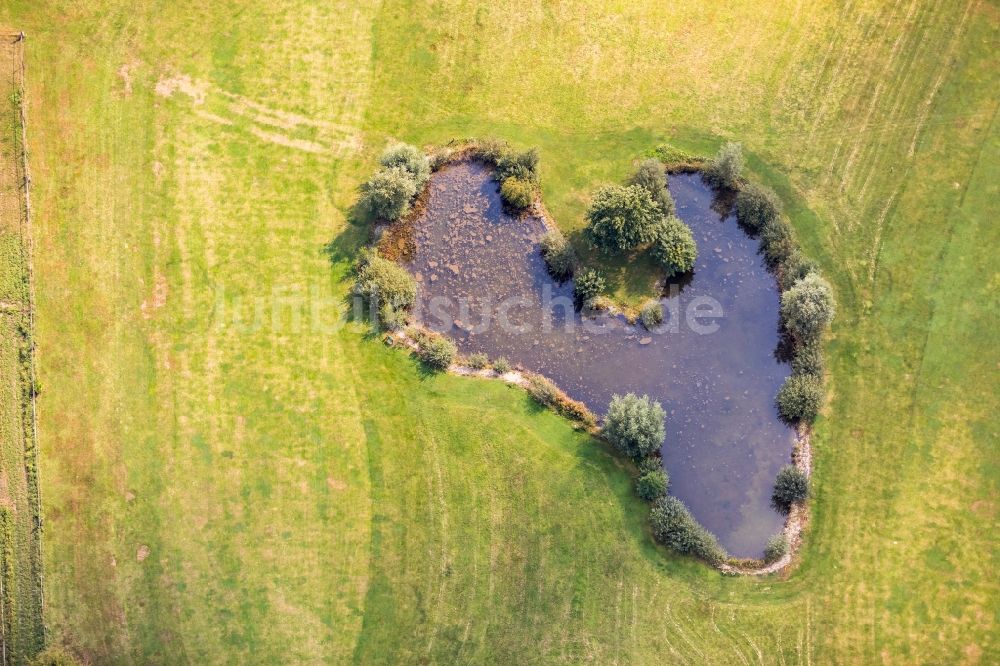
[781,272,836,340]
[772,465,809,507]
[703,141,744,189]
[629,159,675,217]
[764,533,788,562]
[539,232,577,281]
[651,216,698,277]
[586,185,664,252]
[776,373,825,422]
[649,496,724,563]
[573,269,606,307]
[636,467,669,500]
[735,182,782,231]
[640,301,664,329]
[360,166,418,221]
[500,177,534,210]
[603,393,666,460]
[379,143,431,188]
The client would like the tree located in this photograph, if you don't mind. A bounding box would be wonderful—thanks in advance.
[353,250,418,312]
[649,496,724,563]
[603,393,666,460]
[703,141,744,189]
[379,143,430,188]
[735,182,782,231]
[416,334,456,370]
[629,158,675,217]
[776,373,824,422]
[539,231,577,281]
[500,177,534,210]
[764,532,788,562]
[636,467,669,500]
[772,465,808,507]
[360,166,418,221]
[791,340,824,378]
[496,147,540,183]
[781,272,836,341]
[640,301,664,329]
[29,648,81,666]
[586,185,664,252]
[650,216,698,277]
[573,268,606,307]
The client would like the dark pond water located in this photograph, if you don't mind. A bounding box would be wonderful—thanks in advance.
[405,161,794,557]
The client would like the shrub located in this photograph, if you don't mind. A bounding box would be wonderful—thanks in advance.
[651,216,698,277]
[630,158,675,217]
[636,467,669,500]
[466,352,489,369]
[776,373,825,422]
[649,496,724,563]
[703,142,744,189]
[468,137,511,164]
[526,374,596,426]
[496,148,540,183]
[586,185,664,252]
[735,182,782,232]
[360,166,418,221]
[379,143,431,188]
[638,455,663,475]
[354,251,418,314]
[772,465,809,507]
[573,269,606,307]
[777,250,819,291]
[781,272,835,341]
[603,393,666,460]
[791,341,824,378]
[764,533,788,562]
[492,356,512,374]
[500,176,534,210]
[416,332,457,370]
[539,231,577,281]
[377,303,408,331]
[526,374,560,406]
[759,217,796,266]
[640,301,664,329]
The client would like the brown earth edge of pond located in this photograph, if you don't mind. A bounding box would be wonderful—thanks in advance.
[371,147,817,576]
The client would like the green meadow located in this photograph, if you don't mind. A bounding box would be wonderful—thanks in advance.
[0,0,996,663]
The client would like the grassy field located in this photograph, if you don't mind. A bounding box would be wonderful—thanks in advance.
[0,34,45,664]
[0,0,997,663]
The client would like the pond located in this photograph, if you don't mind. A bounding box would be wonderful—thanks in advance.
[404,161,794,558]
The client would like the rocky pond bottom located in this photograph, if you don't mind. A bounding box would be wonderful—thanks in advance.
[405,162,794,558]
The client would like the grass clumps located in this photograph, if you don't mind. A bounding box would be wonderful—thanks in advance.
[703,141,744,189]
[772,465,809,508]
[649,496,724,564]
[776,374,824,422]
[603,393,666,461]
[735,182,782,232]
[640,301,664,330]
[492,357,512,374]
[466,352,489,370]
[539,231,577,281]
[651,216,698,277]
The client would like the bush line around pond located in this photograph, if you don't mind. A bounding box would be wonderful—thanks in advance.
[351,138,835,574]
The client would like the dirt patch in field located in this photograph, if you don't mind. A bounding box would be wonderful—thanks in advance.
[136,545,151,562]
[140,271,168,318]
